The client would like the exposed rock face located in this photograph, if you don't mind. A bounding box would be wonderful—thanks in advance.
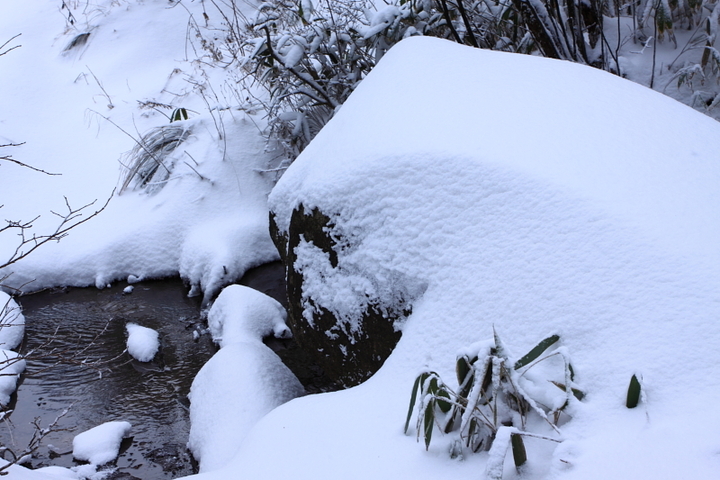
[270,204,405,389]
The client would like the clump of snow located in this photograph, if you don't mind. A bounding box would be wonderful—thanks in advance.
[125,323,159,362]
[122,285,133,295]
[0,349,25,406]
[294,236,422,338]
[188,285,304,472]
[72,420,132,466]
[206,284,291,347]
[0,291,25,350]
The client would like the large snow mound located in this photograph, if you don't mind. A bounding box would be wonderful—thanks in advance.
[188,285,304,472]
[183,37,720,480]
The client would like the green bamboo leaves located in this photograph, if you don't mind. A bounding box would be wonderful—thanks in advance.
[406,331,583,472]
[170,108,189,122]
[404,371,454,449]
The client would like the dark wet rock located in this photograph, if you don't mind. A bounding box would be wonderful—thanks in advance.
[146,444,195,475]
[104,471,142,480]
[270,204,405,389]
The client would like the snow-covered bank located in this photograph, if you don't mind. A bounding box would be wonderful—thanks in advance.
[181,36,720,479]
[0,1,277,303]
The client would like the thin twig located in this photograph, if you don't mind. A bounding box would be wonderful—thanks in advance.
[0,35,21,57]
[0,144,61,175]
[1,193,113,270]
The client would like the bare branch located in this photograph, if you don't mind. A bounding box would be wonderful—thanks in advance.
[0,193,113,271]
[0,406,72,475]
[0,143,61,176]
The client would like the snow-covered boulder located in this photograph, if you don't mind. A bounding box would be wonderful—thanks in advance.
[188,285,304,472]
[0,291,25,350]
[72,420,132,466]
[269,204,407,388]
[179,36,720,480]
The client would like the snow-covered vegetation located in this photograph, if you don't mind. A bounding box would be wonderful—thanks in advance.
[1,1,720,479]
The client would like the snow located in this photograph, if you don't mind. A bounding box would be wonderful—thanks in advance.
[0,349,25,406]
[72,420,132,466]
[0,462,81,480]
[188,285,304,472]
[206,284,292,347]
[125,322,160,362]
[0,291,25,350]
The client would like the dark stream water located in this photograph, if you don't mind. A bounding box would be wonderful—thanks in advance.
[0,261,315,479]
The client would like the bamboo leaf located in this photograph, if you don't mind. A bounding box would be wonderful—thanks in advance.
[514,334,560,370]
[423,400,435,450]
[456,354,472,386]
[550,381,585,401]
[468,417,483,452]
[492,327,509,359]
[626,374,642,408]
[171,108,188,122]
[405,372,429,433]
[443,407,458,434]
[511,433,527,469]
[436,386,452,413]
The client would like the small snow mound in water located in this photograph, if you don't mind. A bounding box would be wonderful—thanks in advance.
[0,291,25,350]
[125,323,160,362]
[72,421,132,466]
[207,284,290,347]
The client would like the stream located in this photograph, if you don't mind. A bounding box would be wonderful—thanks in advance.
[0,261,322,479]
